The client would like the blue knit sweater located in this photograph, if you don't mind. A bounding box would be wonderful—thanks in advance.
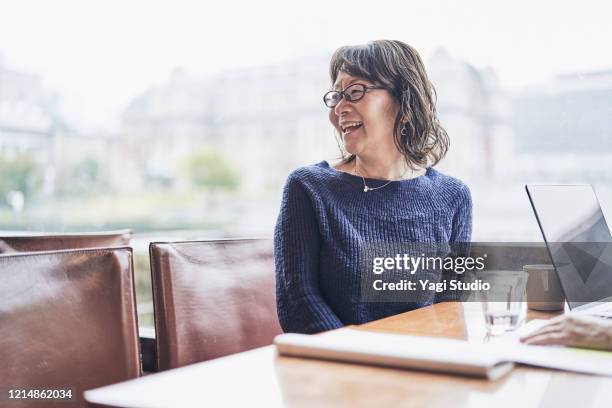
[274,160,472,334]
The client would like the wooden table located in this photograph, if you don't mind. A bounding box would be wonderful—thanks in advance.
[84,303,612,407]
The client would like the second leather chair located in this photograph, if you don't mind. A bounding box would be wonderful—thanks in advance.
[149,238,282,370]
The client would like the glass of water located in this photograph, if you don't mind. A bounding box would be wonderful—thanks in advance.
[478,271,528,335]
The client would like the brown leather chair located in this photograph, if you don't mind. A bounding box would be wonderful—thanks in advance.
[0,229,132,254]
[150,238,282,370]
[0,247,141,407]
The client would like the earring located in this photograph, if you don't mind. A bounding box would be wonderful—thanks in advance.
[400,125,408,136]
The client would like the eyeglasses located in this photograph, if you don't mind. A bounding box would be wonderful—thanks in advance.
[323,83,385,108]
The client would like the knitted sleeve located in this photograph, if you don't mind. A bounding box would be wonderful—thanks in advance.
[450,183,473,243]
[436,182,473,303]
[274,172,344,334]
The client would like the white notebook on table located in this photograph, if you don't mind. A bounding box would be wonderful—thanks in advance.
[275,329,514,380]
[275,328,612,380]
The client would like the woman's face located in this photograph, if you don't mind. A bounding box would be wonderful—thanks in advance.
[328,71,400,159]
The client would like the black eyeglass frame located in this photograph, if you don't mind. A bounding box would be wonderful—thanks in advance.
[323,83,385,108]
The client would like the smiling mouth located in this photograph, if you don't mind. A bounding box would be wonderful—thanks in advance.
[341,121,363,136]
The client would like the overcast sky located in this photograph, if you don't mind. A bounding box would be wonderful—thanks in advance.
[1,0,611,131]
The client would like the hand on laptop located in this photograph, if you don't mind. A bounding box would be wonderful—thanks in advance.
[520,314,612,351]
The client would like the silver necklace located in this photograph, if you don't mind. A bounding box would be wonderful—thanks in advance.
[354,163,411,193]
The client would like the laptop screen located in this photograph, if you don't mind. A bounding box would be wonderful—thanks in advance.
[526,185,612,309]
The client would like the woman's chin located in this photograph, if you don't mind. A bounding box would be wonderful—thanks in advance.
[343,143,366,156]
[342,137,363,156]
[343,144,358,156]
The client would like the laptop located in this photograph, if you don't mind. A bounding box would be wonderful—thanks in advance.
[526,184,612,318]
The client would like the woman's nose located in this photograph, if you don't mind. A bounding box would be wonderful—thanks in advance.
[333,95,351,117]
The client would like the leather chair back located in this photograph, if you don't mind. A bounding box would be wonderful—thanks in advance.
[150,239,281,370]
[0,230,132,254]
[0,247,141,407]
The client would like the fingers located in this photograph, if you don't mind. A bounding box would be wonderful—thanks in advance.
[519,314,612,350]
[522,332,567,346]
[520,314,581,343]
[520,321,563,342]
[520,314,596,347]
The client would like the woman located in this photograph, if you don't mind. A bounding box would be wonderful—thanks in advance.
[274,40,472,334]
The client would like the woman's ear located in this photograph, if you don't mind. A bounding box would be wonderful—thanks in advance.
[400,108,412,125]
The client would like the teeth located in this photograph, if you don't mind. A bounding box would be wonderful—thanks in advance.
[341,121,362,132]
